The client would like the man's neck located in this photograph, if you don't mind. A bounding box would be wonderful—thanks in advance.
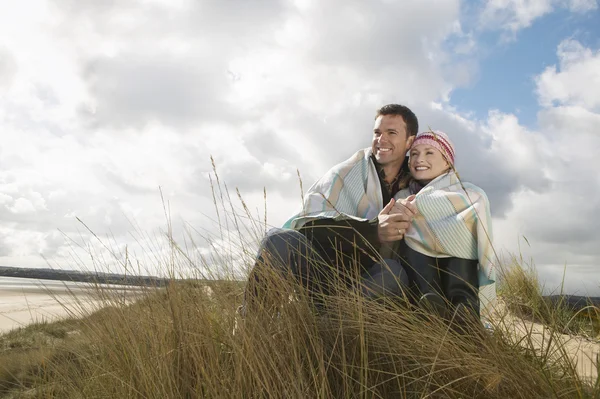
[382,162,403,183]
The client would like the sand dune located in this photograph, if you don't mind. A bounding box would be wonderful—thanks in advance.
[489,301,600,382]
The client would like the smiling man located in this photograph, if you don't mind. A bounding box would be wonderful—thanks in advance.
[243,104,420,311]
[372,107,416,196]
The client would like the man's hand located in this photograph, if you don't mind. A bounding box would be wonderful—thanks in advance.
[377,196,417,243]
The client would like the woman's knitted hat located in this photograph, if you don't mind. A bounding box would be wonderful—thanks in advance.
[411,130,455,165]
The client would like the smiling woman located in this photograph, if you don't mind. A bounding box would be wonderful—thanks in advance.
[409,130,455,184]
[388,130,496,329]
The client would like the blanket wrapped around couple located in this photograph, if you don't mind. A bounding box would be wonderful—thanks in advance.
[396,171,495,287]
[395,170,497,312]
[283,148,496,310]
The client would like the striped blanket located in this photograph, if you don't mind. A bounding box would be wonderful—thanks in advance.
[395,171,496,311]
[283,148,382,229]
[395,171,495,286]
[282,148,496,313]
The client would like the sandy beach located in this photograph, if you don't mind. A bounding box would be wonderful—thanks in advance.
[0,276,146,334]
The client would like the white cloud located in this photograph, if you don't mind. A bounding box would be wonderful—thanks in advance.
[0,46,17,88]
[479,0,553,32]
[485,40,600,295]
[563,0,598,12]
[418,40,600,295]
[0,0,474,276]
[536,39,600,111]
[479,0,597,34]
[0,0,598,297]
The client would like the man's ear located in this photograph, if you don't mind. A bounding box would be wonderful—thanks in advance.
[406,135,415,148]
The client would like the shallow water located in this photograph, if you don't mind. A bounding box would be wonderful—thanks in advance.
[0,275,149,294]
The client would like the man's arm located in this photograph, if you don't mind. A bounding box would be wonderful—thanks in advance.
[298,217,380,267]
[297,198,416,267]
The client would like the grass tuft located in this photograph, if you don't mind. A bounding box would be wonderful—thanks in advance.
[500,259,600,339]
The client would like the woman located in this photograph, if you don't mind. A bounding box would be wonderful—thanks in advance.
[385,131,496,324]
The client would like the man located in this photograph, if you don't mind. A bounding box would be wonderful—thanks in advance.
[244,104,419,310]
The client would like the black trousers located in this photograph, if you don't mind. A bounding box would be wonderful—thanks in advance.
[244,229,408,308]
[400,244,480,319]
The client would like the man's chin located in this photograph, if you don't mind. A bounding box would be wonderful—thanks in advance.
[374,154,399,165]
[374,153,390,162]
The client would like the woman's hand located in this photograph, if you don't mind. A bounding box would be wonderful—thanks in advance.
[377,196,417,243]
[393,195,417,216]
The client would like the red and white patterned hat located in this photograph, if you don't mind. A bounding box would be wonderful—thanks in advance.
[411,130,455,165]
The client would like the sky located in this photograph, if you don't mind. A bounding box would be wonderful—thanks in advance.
[0,0,599,295]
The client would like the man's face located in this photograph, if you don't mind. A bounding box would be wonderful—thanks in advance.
[371,115,413,167]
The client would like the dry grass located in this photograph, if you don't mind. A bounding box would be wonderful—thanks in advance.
[500,258,600,339]
[0,266,597,398]
[0,166,598,398]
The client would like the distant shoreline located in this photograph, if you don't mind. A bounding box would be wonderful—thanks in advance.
[0,266,170,287]
[1,266,598,312]
[544,295,600,311]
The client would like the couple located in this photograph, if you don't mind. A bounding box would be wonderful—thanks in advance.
[243,104,495,327]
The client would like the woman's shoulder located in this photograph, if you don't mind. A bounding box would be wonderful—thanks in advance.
[459,181,490,204]
[394,187,412,201]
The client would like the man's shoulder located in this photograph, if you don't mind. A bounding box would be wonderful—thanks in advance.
[323,147,373,175]
[341,147,373,165]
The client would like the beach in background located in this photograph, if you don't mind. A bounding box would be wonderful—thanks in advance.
[0,276,145,334]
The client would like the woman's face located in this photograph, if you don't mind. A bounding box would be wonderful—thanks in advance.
[409,144,451,183]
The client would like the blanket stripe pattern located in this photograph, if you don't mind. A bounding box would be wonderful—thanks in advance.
[283,148,382,229]
[397,171,495,287]
[282,149,497,313]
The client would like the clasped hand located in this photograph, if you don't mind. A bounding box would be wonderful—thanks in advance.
[377,195,417,243]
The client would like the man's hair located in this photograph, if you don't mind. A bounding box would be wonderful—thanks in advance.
[375,104,419,137]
